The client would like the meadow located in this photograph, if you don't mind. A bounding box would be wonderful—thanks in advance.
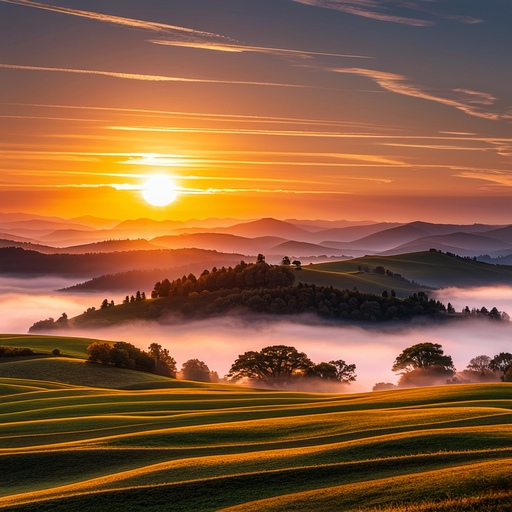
[1,335,511,511]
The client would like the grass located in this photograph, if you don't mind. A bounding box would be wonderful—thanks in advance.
[0,335,511,511]
[0,362,511,511]
[300,251,512,291]
[0,333,94,358]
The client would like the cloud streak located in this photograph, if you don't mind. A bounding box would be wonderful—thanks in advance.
[0,63,306,88]
[150,40,371,60]
[292,0,433,26]
[333,68,508,121]
[1,0,225,41]
[291,0,484,26]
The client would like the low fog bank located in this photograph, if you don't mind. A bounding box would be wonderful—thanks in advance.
[56,316,512,392]
[0,277,100,333]
[2,278,512,392]
[435,286,512,317]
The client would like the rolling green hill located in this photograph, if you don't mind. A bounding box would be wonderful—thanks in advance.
[0,370,511,511]
[1,335,511,510]
[300,250,512,290]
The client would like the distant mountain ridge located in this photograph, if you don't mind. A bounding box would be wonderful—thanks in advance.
[0,212,511,260]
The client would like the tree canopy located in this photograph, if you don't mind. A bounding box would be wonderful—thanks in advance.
[227,345,356,387]
[392,343,455,374]
[181,359,211,382]
[392,342,455,388]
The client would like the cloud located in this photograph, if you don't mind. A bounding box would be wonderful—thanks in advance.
[332,67,507,121]
[0,63,307,88]
[291,0,484,26]
[4,102,390,131]
[150,40,371,60]
[292,0,434,26]
[454,170,512,189]
[1,0,225,42]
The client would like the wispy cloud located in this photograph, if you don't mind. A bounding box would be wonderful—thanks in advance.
[3,102,389,131]
[1,0,225,42]
[291,0,484,26]
[292,0,433,26]
[332,68,507,121]
[455,169,512,189]
[150,40,371,60]
[0,63,306,88]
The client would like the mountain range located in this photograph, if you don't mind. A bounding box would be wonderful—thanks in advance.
[1,214,510,260]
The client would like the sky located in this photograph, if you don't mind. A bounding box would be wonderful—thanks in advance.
[1,0,512,223]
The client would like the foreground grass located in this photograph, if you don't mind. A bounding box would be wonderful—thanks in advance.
[0,374,511,511]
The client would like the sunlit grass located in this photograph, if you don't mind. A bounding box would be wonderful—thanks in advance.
[0,358,511,512]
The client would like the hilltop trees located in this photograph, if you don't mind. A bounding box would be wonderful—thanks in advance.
[227,345,356,388]
[392,342,455,387]
[151,259,295,299]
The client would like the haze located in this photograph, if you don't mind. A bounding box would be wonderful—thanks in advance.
[3,278,511,391]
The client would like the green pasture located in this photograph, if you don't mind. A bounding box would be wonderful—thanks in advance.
[0,333,93,358]
[0,373,511,511]
[302,251,512,290]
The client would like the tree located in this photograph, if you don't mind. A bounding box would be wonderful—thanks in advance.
[227,345,313,386]
[466,355,492,376]
[100,299,109,309]
[392,342,455,387]
[372,382,396,391]
[181,359,211,382]
[87,342,112,364]
[256,253,266,263]
[281,256,291,266]
[392,343,455,373]
[489,352,512,380]
[292,260,302,270]
[328,359,357,384]
[148,343,177,377]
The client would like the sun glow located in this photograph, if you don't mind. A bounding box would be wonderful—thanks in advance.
[141,175,178,206]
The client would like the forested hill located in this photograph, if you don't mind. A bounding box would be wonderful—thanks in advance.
[0,246,246,276]
[29,260,508,331]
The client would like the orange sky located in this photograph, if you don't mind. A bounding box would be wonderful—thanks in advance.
[1,0,512,223]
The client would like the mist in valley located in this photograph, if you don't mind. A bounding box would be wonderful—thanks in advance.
[1,277,511,392]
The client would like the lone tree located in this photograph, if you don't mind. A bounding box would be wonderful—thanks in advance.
[181,359,211,382]
[227,345,313,386]
[392,342,455,387]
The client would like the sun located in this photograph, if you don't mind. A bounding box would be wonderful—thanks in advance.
[141,175,178,206]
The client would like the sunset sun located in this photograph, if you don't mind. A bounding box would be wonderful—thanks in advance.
[141,175,178,207]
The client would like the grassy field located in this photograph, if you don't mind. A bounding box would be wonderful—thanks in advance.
[0,334,511,511]
[299,251,512,291]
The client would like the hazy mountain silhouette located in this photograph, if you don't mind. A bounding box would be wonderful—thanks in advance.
[212,218,314,240]
[269,240,350,257]
[387,232,512,256]
[151,233,287,254]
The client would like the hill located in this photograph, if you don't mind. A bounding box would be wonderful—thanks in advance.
[0,377,511,511]
[302,250,512,289]
[0,247,247,277]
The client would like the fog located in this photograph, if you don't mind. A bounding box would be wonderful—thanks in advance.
[2,277,512,391]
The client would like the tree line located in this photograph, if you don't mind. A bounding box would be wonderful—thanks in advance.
[86,341,219,382]
[373,343,512,390]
